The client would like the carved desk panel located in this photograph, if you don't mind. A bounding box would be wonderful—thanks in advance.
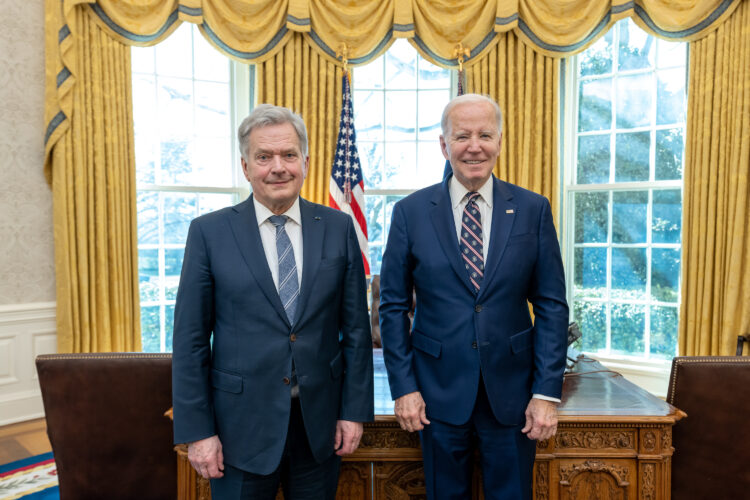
[176,353,684,500]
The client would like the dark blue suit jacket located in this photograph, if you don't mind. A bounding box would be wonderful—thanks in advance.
[379,175,568,426]
[172,196,374,475]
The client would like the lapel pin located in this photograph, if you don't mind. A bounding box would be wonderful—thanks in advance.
[506,209,514,214]
[314,216,321,220]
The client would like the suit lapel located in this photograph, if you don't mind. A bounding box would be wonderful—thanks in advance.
[294,198,324,326]
[228,196,290,326]
[430,176,476,295]
[479,177,517,297]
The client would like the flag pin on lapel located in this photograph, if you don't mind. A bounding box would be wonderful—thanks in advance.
[506,209,514,214]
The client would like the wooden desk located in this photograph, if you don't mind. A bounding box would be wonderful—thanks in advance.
[176,352,685,500]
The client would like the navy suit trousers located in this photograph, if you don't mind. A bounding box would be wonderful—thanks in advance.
[419,377,536,500]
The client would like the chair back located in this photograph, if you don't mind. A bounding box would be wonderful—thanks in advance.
[667,356,750,499]
[36,353,175,499]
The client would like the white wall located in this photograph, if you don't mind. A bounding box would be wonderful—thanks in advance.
[0,0,57,424]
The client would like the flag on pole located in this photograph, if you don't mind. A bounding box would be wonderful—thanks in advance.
[329,72,370,274]
[443,58,467,180]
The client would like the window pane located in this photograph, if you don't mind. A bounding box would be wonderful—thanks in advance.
[574,192,608,243]
[615,131,649,182]
[385,91,417,141]
[195,81,230,138]
[366,195,385,246]
[656,68,685,125]
[655,128,683,180]
[657,39,687,68]
[616,73,652,129]
[353,90,384,142]
[618,19,655,71]
[651,248,680,302]
[384,142,417,189]
[650,306,678,359]
[141,305,162,353]
[418,61,451,89]
[612,191,647,243]
[574,247,607,294]
[579,31,613,77]
[418,90,448,141]
[652,189,681,244]
[155,26,192,79]
[611,248,647,300]
[138,249,160,302]
[164,193,197,244]
[369,245,384,275]
[355,59,384,89]
[359,141,384,187]
[574,301,606,352]
[157,77,194,140]
[578,79,611,132]
[385,40,417,89]
[194,35,229,82]
[611,303,645,355]
[199,193,235,215]
[194,137,233,187]
[577,134,610,184]
[417,142,447,187]
[165,304,175,351]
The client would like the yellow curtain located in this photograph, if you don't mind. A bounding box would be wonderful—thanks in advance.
[256,33,344,205]
[466,31,560,223]
[49,6,141,352]
[680,0,750,356]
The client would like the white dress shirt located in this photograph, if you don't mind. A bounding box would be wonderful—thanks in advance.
[448,176,560,404]
[253,197,303,290]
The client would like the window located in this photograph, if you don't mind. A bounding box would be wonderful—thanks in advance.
[353,39,454,274]
[132,24,251,352]
[564,19,687,367]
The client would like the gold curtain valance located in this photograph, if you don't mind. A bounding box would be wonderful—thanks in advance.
[44,0,745,176]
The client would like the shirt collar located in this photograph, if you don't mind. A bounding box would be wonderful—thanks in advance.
[253,196,302,227]
[449,176,494,209]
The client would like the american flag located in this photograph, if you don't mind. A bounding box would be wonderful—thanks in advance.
[443,68,466,179]
[329,72,370,274]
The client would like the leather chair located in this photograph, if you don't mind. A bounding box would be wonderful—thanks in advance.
[36,353,176,499]
[667,356,750,499]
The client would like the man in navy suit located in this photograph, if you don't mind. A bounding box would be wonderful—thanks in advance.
[172,104,374,499]
[379,94,568,500]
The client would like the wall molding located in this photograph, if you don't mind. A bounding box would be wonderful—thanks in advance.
[590,354,672,398]
[0,302,57,426]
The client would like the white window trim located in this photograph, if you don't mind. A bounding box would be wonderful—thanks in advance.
[560,43,682,397]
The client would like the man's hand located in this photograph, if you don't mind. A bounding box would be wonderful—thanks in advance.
[188,435,224,479]
[394,391,430,432]
[521,398,558,441]
[335,420,363,456]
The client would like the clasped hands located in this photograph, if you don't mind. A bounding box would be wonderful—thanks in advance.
[187,420,364,479]
[393,391,559,441]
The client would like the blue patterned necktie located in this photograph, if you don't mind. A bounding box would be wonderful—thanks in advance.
[460,192,484,292]
[269,215,299,323]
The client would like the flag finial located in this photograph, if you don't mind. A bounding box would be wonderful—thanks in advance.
[336,43,350,74]
[452,43,470,72]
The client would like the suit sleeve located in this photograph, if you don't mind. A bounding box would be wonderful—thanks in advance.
[172,219,217,444]
[338,217,374,422]
[529,198,569,399]
[378,202,420,400]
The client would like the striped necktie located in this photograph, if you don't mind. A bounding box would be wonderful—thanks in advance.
[459,192,484,292]
[269,215,299,323]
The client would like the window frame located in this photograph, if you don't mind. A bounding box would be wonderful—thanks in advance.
[560,23,688,397]
[133,24,252,352]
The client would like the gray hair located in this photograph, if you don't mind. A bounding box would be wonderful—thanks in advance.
[440,94,503,137]
[238,104,309,160]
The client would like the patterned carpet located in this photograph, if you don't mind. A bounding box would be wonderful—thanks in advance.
[0,453,58,499]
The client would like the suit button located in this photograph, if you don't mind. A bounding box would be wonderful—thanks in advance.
[290,333,297,342]
[475,304,482,312]
[472,341,478,349]
[283,377,290,385]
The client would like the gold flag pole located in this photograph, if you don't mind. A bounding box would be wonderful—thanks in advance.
[452,43,470,94]
[336,43,350,77]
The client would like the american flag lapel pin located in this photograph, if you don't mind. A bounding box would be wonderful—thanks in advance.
[506,209,514,214]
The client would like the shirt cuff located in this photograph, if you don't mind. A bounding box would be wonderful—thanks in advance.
[532,393,561,403]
